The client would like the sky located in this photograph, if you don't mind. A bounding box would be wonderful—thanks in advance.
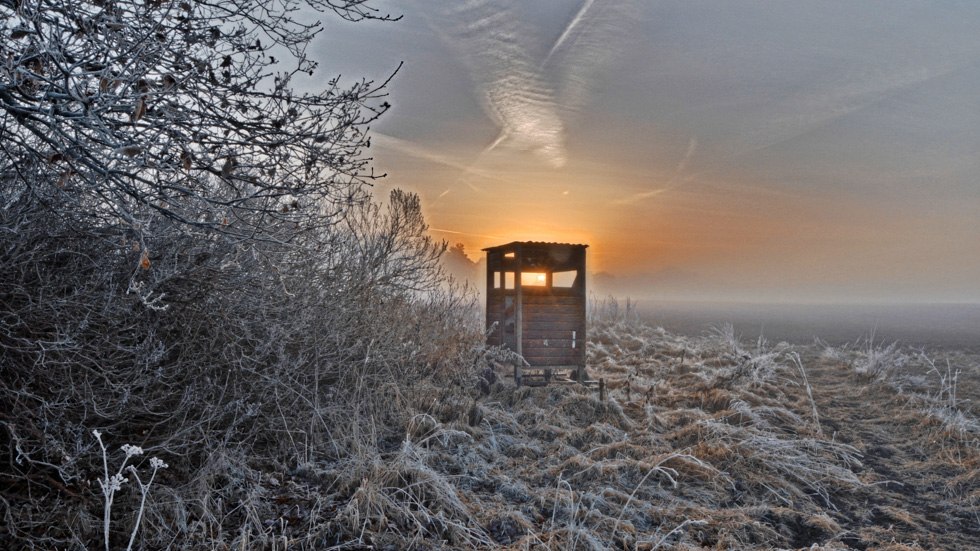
[310,0,980,303]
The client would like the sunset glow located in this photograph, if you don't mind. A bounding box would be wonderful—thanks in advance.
[521,272,548,287]
[315,1,980,303]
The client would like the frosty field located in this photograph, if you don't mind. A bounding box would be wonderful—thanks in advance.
[239,317,980,549]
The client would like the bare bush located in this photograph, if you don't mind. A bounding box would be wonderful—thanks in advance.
[0,182,483,547]
[588,294,640,327]
[0,1,496,547]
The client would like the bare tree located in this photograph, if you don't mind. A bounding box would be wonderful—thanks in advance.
[0,0,397,240]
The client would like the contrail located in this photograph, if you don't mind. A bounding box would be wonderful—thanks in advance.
[613,135,697,205]
[543,0,596,66]
[672,137,698,177]
[611,188,667,206]
[733,60,966,160]
[430,227,504,240]
[371,131,531,193]
[372,133,474,173]
[372,132,494,187]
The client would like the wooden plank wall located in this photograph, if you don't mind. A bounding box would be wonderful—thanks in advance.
[521,291,585,367]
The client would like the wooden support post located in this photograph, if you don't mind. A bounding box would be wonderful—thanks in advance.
[599,378,606,402]
[578,248,587,383]
[514,246,523,360]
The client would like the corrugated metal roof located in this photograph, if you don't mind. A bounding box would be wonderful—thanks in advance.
[482,241,589,251]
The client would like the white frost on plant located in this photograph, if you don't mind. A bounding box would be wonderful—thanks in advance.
[121,444,144,458]
[100,472,128,493]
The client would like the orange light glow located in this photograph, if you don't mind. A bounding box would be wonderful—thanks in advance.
[521,272,548,287]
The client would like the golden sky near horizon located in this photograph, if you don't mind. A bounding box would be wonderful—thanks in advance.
[313,1,980,302]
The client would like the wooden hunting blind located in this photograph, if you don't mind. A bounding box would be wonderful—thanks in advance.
[484,241,588,385]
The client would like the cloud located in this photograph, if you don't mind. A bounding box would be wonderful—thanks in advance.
[371,132,490,192]
[674,137,698,176]
[434,1,567,167]
[430,227,504,240]
[543,0,596,66]
[371,132,529,192]
[401,0,639,173]
[372,133,475,172]
[741,60,968,156]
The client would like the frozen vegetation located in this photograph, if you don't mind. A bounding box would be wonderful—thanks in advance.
[2,1,977,548]
[6,250,977,549]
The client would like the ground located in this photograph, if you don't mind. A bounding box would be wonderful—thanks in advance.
[803,353,979,549]
[189,321,980,550]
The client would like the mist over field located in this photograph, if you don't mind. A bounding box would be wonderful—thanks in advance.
[444,248,980,349]
[636,301,980,350]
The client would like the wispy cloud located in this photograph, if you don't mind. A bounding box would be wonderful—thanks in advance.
[371,132,525,192]
[742,60,967,155]
[548,0,639,116]
[435,1,567,167]
[371,132,495,192]
[371,133,474,172]
[673,137,698,176]
[425,0,638,170]
[430,227,504,240]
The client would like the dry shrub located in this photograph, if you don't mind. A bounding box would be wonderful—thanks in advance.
[851,337,910,381]
[0,184,483,547]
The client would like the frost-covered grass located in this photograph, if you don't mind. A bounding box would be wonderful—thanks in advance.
[293,318,975,549]
[0,182,484,548]
[285,319,890,549]
[6,246,977,550]
[827,337,979,443]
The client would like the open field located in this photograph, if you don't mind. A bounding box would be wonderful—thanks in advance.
[637,301,980,350]
[190,319,979,549]
[4,278,978,548]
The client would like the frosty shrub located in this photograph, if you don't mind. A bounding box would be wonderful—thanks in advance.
[0,2,486,546]
[0,182,482,546]
[588,294,640,327]
[0,0,397,243]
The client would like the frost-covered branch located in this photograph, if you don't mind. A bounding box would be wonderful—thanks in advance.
[1,0,397,242]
